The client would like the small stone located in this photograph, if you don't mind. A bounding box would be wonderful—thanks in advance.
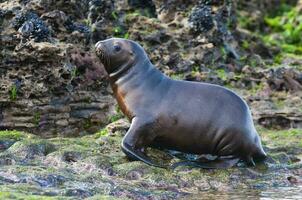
[126,170,142,180]
[13,11,50,41]
[287,176,300,184]
[189,4,214,33]
[55,120,68,126]
[0,172,20,183]
[66,189,93,198]
[193,179,211,191]
[62,152,80,163]
[0,140,16,150]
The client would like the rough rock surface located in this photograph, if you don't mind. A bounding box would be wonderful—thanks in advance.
[0,0,116,137]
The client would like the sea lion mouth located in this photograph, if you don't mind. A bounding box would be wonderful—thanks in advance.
[95,41,110,67]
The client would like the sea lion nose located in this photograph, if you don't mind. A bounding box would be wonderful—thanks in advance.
[95,41,103,49]
[95,41,105,56]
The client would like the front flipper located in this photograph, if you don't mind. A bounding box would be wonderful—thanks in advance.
[121,117,167,169]
[171,157,240,169]
[122,142,166,168]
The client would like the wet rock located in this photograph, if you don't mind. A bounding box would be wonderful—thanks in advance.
[153,0,194,23]
[289,155,301,163]
[64,19,90,35]
[12,11,50,42]
[0,140,16,151]
[0,38,114,137]
[12,11,36,30]
[145,30,171,45]
[188,0,236,46]
[126,170,143,180]
[25,0,90,19]
[62,152,81,163]
[271,152,292,164]
[0,172,20,183]
[193,179,211,191]
[189,4,214,33]
[0,156,15,165]
[7,140,56,160]
[266,67,302,92]
[127,0,157,17]
[0,8,3,18]
[41,10,68,33]
[33,174,66,187]
[105,118,130,136]
[257,112,302,129]
[88,0,114,23]
[287,176,301,184]
[66,188,93,198]
[68,48,107,86]
[89,0,114,42]
[251,94,302,129]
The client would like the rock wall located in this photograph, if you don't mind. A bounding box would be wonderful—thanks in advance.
[0,36,115,137]
[0,0,301,137]
[0,0,116,137]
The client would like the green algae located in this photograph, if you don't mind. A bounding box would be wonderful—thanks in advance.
[0,130,35,141]
[7,138,56,156]
[248,82,265,95]
[9,85,17,101]
[95,128,109,138]
[108,107,124,123]
[87,195,123,200]
[0,191,69,200]
[263,6,302,55]
[241,40,250,50]
[259,128,302,148]
[216,69,227,81]
[170,73,185,80]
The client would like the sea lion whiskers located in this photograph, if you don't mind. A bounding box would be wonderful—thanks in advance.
[95,42,110,67]
[105,50,110,68]
[101,48,110,67]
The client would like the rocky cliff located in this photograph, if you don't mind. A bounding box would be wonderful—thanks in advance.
[0,0,301,137]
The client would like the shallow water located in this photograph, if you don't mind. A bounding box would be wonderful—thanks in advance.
[187,186,302,200]
[261,186,302,200]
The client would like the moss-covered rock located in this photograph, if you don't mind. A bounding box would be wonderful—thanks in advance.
[0,124,301,199]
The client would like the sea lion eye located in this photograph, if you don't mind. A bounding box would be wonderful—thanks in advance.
[114,45,121,52]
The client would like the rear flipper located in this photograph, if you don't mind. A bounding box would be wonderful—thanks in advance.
[253,151,267,162]
[244,151,268,167]
[171,157,240,169]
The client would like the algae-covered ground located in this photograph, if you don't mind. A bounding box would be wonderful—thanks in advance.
[0,121,301,199]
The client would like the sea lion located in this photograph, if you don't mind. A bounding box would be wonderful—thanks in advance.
[95,38,267,168]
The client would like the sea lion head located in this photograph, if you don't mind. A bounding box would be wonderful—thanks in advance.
[95,38,147,74]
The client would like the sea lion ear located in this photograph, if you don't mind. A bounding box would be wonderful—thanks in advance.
[130,51,134,56]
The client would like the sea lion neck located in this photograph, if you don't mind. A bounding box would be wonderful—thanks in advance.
[108,57,136,81]
[108,56,150,84]
[108,57,160,119]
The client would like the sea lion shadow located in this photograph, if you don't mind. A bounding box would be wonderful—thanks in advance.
[147,146,271,171]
